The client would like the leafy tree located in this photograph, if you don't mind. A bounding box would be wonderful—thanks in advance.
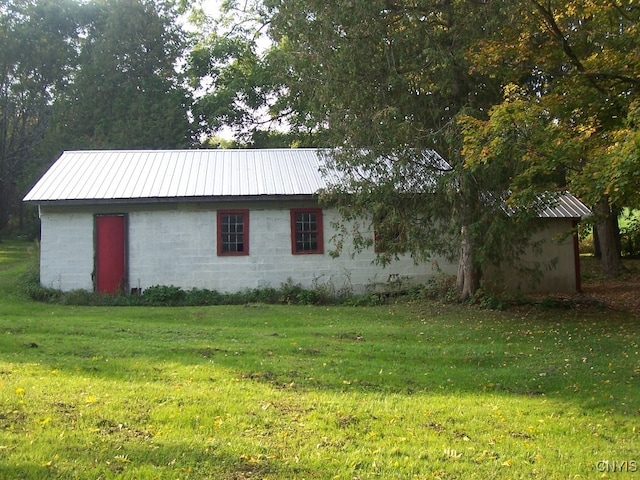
[0,0,82,230]
[187,0,291,144]
[461,0,640,277]
[264,0,556,298]
[192,0,606,296]
[43,0,193,152]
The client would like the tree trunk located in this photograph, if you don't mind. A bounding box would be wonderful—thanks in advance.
[0,180,16,232]
[593,224,601,257]
[596,206,623,256]
[594,199,625,278]
[457,225,479,300]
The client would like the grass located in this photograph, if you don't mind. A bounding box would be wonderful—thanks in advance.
[0,240,638,479]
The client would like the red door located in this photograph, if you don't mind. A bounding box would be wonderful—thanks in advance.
[95,215,126,294]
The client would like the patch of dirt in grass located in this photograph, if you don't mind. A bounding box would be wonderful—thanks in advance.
[0,410,28,431]
[579,257,640,314]
[334,332,365,341]
[240,371,298,390]
[525,258,640,315]
[581,278,640,314]
[96,419,154,440]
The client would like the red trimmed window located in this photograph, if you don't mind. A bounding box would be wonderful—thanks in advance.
[374,226,407,253]
[290,208,324,254]
[217,210,249,256]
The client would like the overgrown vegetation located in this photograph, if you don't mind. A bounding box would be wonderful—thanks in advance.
[17,246,592,310]
[19,253,394,307]
[1,240,638,479]
[19,259,540,310]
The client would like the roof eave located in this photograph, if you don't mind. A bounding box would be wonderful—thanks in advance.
[25,193,319,207]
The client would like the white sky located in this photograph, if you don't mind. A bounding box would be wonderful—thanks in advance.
[201,0,221,17]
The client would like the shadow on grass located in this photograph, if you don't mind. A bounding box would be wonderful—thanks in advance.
[1,300,638,416]
[0,439,320,480]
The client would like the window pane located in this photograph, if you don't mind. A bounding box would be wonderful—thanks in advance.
[221,214,244,252]
[296,232,313,251]
[296,213,317,233]
[294,212,319,252]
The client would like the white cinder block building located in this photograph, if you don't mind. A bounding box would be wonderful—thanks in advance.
[24,149,589,295]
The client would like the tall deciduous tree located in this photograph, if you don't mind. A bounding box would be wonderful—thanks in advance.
[44,0,193,151]
[462,0,640,277]
[264,0,552,298]
[192,0,606,296]
[0,0,81,230]
[187,0,310,146]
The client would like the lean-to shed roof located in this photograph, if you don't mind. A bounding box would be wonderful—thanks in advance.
[538,193,592,219]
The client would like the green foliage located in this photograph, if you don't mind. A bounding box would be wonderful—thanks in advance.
[216,0,638,287]
[42,0,192,151]
[4,0,194,236]
[424,273,460,304]
[186,1,288,143]
[276,278,315,304]
[27,277,416,308]
[183,287,226,305]
[472,290,506,311]
[463,0,640,276]
[18,266,62,304]
[20,271,386,307]
[141,285,187,305]
[620,209,640,257]
[0,0,83,230]
[260,0,574,298]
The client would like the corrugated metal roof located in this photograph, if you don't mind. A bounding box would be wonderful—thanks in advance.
[23,148,591,219]
[24,149,335,203]
[485,191,591,220]
[539,192,592,219]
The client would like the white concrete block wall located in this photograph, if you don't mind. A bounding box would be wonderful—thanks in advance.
[39,201,583,294]
[129,209,215,290]
[39,210,94,291]
[127,204,452,294]
[38,202,578,294]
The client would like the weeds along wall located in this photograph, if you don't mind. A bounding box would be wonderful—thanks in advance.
[37,202,457,294]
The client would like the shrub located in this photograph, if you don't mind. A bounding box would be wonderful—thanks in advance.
[142,285,186,306]
[21,261,434,307]
[18,263,62,303]
[472,289,505,310]
[22,281,62,303]
[278,278,307,304]
[424,273,458,303]
[184,288,223,306]
[620,211,640,257]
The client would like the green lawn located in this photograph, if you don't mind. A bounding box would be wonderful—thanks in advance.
[0,240,638,479]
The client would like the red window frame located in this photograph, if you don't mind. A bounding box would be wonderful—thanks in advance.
[373,226,407,253]
[217,209,249,256]
[290,208,324,254]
